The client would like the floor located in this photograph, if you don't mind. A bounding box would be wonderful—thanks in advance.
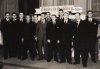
[0,57,100,69]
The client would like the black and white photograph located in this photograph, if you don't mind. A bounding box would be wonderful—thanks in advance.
[0,0,100,69]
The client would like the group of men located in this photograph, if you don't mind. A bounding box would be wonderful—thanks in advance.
[0,9,99,67]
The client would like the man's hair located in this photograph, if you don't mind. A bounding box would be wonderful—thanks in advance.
[59,9,63,12]
[87,10,93,14]
[64,12,69,15]
[75,12,81,15]
[12,12,17,15]
[51,14,57,17]
[5,12,10,15]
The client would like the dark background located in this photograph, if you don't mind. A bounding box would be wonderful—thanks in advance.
[19,0,39,14]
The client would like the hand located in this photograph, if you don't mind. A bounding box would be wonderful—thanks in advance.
[21,38,24,42]
[57,40,60,44]
[47,39,50,43]
[34,37,37,41]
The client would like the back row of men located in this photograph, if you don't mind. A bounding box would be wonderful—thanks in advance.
[0,9,99,67]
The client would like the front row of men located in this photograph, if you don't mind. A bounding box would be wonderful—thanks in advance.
[1,10,99,67]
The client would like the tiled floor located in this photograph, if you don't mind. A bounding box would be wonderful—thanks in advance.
[0,57,100,69]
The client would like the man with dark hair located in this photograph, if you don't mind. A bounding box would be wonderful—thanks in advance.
[46,12,51,22]
[36,13,47,60]
[46,15,59,62]
[9,12,18,57]
[17,12,26,60]
[1,12,11,59]
[73,12,82,64]
[56,9,64,63]
[86,10,98,63]
[62,12,74,64]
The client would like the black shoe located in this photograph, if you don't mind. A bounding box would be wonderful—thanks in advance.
[47,59,51,62]
[4,57,8,60]
[31,58,35,61]
[59,60,66,63]
[54,59,59,62]
[68,61,72,64]
[73,62,80,65]
[37,58,43,60]
[92,60,97,63]
[83,64,87,67]
[21,57,27,60]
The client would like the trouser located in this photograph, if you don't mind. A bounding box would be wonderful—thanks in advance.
[73,38,80,63]
[37,38,47,59]
[46,40,59,61]
[21,37,36,59]
[88,37,97,61]
[80,39,89,66]
[3,36,10,59]
[17,37,22,59]
[58,39,66,61]
[64,39,72,62]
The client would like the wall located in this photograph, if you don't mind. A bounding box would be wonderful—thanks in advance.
[0,0,18,18]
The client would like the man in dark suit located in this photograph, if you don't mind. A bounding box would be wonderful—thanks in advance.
[56,9,65,63]
[45,12,52,22]
[17,12,26,59]
[1,12,11,59]
[73,12,82,65]
[36,13,47,60]
[73,12,91,67]
[46,15,59,62]
[62,12,74,64]
[86,10,99,63]
[21,15,36,60]
[10,12,18,57]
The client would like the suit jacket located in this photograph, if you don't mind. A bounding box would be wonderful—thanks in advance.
[73,19,89,45]
[85,18,99,38]
[62,19,74,41]
[1,19,11,39]
[36,20,47,40]
[46,21,57,41]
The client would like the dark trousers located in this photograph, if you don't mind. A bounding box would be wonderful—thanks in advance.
[17,37,22,59]
[37,38,47,59]
[58,39,66,62]
[80,39,89,66]
[46,40,59,61]
[88,37,97,61]
[21,38,36,59]
[64,39,72,62]
[73,37,80,63]
[3,36,10,59]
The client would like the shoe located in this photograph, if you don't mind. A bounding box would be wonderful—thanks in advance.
[54,59,59,62]
[47,59,51,62]
[4,57,8,60]
[92,60,97,63]
[73,62,80,65]
[21,57,27,60]
[83,64,87,67]
[37,58,43,60]
[59,60,66,63]
[68,61,72,64]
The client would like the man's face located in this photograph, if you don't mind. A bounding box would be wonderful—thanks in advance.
[51,16,56,21]
[46,13,50,18]
[34,15,38,21]
[12,14,17,19]
[87,12,93,18]
[19,13,24,19]
[75,13,80,20]
[64,13,69,20]
[59,11,63,16]
[26,16,30,21]
[41,14,45,20]
[5,13,10,19]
